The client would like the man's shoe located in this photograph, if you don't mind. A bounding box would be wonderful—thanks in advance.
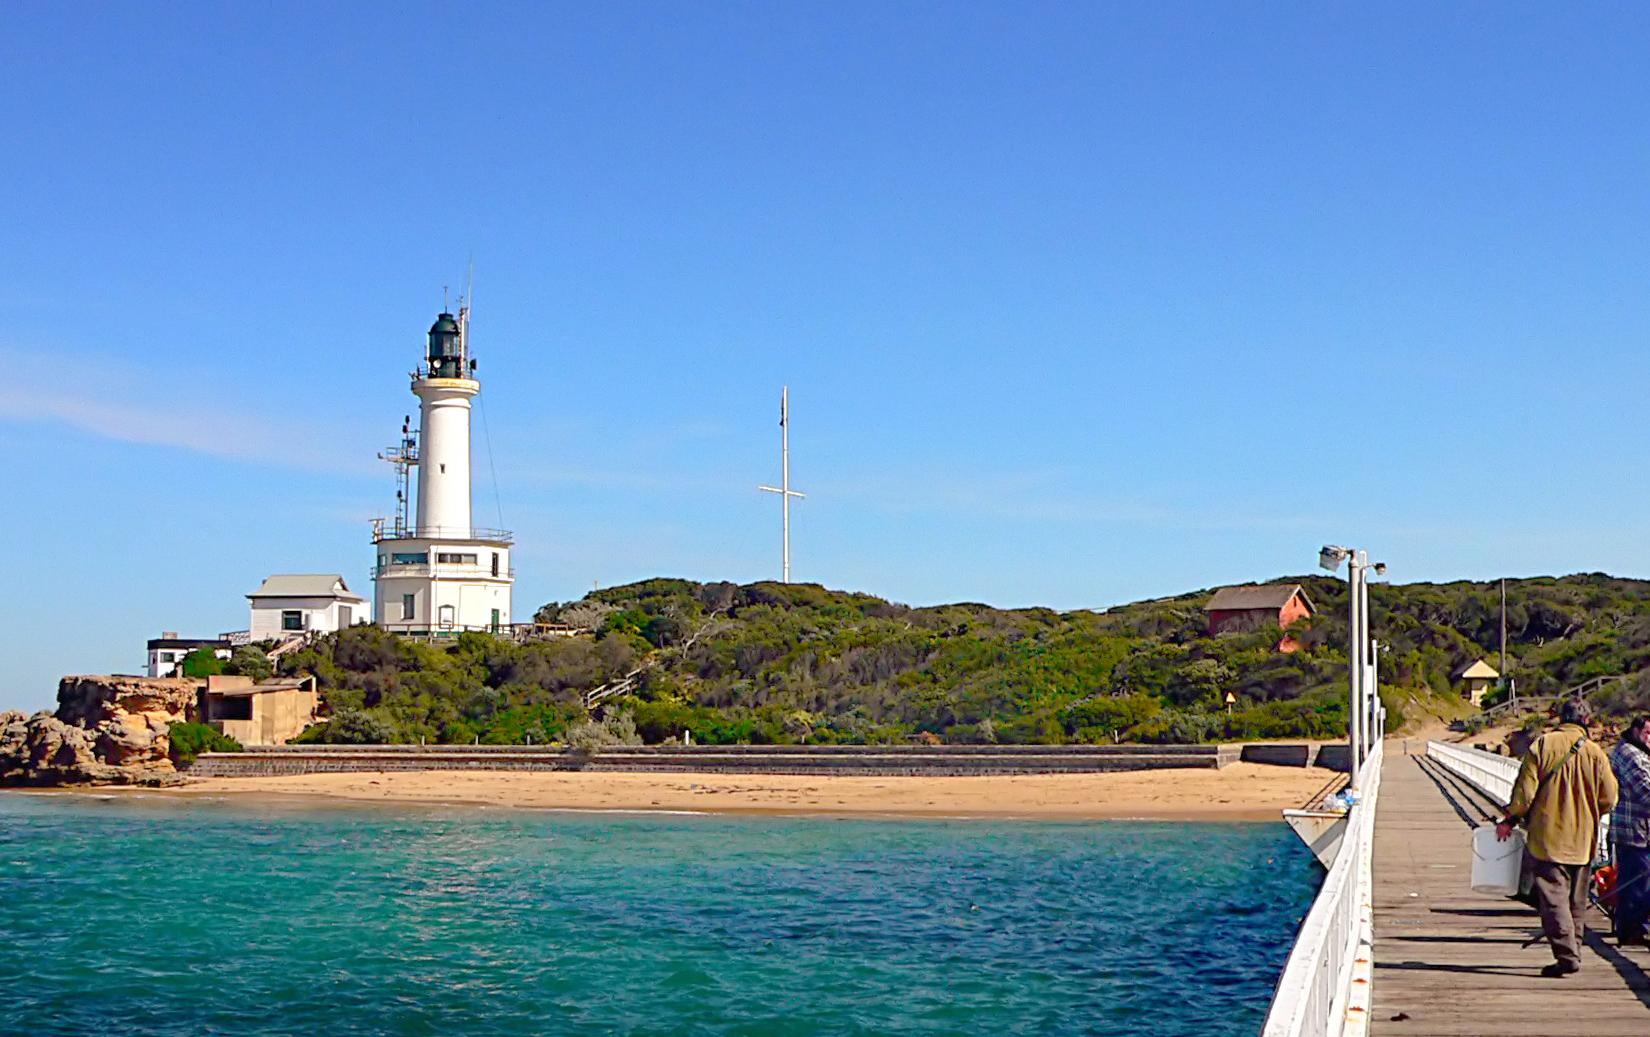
[1541,962,1580,978]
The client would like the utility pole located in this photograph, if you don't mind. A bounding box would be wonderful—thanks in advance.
[758,386,807,583]
[1500,577,1508,676]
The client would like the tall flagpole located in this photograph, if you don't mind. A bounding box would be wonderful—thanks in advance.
[781,387,791,582]
[758,386,806,583]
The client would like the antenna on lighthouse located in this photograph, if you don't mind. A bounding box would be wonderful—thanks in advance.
[458,260,474,366]
[376,413,419,538]
[757,386,806,583]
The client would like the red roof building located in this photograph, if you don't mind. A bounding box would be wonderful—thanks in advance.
[1204,584,1315,652]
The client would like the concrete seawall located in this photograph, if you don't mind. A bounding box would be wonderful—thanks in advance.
[189,742,1245,778]
[1239,742,1352,773]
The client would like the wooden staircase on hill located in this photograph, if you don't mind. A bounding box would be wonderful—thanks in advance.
[1470,673,1627,725]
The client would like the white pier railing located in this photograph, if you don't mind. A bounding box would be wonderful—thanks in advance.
[1262,739,1382,1037]
[1425,740,1520,804]
[1426,738,1609,855]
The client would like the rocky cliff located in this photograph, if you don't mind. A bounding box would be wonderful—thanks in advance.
[0,676,203,785]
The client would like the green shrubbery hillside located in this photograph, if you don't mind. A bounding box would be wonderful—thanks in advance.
[280,573,1650,746]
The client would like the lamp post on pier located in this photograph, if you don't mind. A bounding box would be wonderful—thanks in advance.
[1319,545,1386,793]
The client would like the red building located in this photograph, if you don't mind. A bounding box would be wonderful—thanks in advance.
[1204,584,1315,652]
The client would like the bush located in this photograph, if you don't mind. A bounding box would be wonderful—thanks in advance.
[222,646,274,681]
[167,722,241,765]
[317,708,396,744]
[1131,710,1219,745]
[1221,690,1346,741]
[1061,693,1162,736]
[564,711,642,749]
[180,648,224,678]
[945,720,999,744]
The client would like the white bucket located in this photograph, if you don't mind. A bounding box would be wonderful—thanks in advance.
[1471,825,1525,896]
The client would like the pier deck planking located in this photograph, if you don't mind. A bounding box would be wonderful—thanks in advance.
[1371,744,1650,1035]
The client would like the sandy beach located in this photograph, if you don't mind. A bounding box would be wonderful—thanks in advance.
[152,762,1344,820]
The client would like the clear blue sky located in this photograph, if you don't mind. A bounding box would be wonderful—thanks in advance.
[3,3,1648,711]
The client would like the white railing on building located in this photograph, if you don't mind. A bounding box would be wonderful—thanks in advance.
[371,523,515,544]
[1262,738,1382,1037]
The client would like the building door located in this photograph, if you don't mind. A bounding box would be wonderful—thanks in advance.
[338,606,352,629]
[491,608,501,633]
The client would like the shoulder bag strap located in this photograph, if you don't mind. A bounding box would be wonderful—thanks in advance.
[1529,733,1587,814]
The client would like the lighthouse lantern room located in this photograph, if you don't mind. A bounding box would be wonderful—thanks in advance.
[372,304,513,636]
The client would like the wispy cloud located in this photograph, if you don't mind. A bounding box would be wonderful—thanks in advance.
[0,346,375,474]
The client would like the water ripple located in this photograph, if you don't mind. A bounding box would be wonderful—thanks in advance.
[0,795,1318,1036]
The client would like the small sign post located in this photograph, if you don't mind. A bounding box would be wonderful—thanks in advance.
[1224,691,1237,715]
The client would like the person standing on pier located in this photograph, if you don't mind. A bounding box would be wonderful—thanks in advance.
[1608,716,1650,945]
[1496,699,1618,978]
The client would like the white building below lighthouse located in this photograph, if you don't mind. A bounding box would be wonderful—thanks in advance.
[372,307,513,636]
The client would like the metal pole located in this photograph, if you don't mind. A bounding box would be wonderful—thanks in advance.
[781,386,790,584]
[1366,574,1379,752]
[1500,576,1508,688]
[758,388,806,585]
[1347,554,1362,790]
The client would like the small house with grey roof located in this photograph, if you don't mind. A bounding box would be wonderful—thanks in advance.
[247,573,368,642]
[1204,584,1315,651]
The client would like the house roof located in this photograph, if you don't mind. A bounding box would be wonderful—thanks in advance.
[147,637,228,650]
[1458,659,1501,680]
[247,574,365,601]
[210,676,316,698]
[1205,584,1314,613]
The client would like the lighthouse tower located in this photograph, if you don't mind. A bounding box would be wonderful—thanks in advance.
[372,306,513,636]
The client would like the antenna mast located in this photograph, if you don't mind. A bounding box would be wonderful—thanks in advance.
[757,385,807,582]
[459,260,474,368]
[377,415,419,537]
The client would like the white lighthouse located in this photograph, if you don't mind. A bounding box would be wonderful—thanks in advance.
[372,304,513,636]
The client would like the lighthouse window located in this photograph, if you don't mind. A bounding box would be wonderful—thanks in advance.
[401,594,416,620]
[437,553,477,565]
[390,552,428,565]
[491,552,499,577]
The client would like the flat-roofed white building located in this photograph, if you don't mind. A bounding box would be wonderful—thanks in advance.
[247,574,368,641]
[145,632,231,677]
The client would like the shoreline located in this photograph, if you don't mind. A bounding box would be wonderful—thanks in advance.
[14,762,1344,822]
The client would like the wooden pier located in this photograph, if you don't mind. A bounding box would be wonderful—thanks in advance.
[1371,742,1650,1035]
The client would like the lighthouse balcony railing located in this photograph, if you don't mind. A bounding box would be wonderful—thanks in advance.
[372,562,518,580]
[372,524,514,545]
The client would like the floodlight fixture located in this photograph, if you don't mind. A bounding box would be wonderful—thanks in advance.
[1319,545,1351,573]
[1373,562,1388,576]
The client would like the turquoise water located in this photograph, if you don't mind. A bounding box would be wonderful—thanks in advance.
[0,795,1317,1036]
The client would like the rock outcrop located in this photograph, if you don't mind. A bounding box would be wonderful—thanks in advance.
[0,676,203,786]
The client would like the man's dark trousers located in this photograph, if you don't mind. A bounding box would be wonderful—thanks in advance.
[1531,856,1591,968]
[1615,842,1650,941]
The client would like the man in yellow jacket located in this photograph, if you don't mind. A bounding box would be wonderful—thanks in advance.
[1496,698,1619,977]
